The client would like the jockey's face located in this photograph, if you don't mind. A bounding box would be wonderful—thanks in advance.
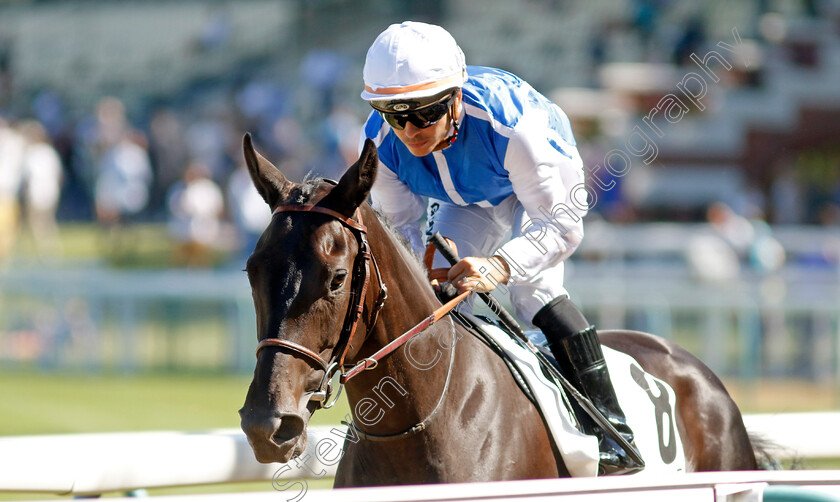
[392,94,460,157]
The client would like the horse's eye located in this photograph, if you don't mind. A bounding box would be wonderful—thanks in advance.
[330,270,348,291]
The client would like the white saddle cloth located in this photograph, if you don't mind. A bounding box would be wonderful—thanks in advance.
[469,315,687,477]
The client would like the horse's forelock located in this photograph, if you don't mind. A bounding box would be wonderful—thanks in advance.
[284,175,328,206]
[272,178,432,291]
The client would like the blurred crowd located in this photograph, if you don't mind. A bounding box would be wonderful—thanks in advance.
[1,0,839,271]
[0,69,364,267]
[0,116,62,260]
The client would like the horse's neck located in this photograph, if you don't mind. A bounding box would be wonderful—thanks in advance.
[364,208,441,336]
[343,207,458,433]
[337,210,566,481]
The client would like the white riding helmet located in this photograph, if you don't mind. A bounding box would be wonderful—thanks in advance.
[361,21,466,107]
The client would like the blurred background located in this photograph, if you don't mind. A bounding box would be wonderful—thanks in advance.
[0,0,839,494]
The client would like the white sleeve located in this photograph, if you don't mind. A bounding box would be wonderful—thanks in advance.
[369,161,425,228]
[370,165,426,256]
[497,109,587,283]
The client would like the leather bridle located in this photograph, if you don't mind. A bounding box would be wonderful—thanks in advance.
[252,199,470,414]
[254,203,388,408]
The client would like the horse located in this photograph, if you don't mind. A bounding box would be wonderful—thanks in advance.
[238,133,759,486]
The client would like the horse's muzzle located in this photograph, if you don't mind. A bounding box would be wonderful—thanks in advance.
[239,410,307,463]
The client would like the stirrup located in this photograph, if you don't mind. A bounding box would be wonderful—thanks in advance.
[597,435,645,476]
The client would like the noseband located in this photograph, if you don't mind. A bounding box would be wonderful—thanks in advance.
[254,203,388,408]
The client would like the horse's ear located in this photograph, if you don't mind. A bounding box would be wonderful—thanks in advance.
[320,138,378,217]
[243,133,290,209]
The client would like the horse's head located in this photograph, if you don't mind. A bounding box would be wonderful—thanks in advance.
[238,133,378,463]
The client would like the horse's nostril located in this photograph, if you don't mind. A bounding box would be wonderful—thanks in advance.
[272,414,305,444]
[241,414,280,441]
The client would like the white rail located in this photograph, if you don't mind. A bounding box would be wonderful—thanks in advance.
[0,426,339,495]
[7,471,840,502]
[743,412,840,459]
[0,413,838,496]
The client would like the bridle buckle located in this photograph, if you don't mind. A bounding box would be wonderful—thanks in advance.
[310,361,343,409]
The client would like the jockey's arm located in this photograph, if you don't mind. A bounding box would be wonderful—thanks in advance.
[497,118,586,282]
[451,121,586,293]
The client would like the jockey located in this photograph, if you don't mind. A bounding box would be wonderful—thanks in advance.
[359,21,641,475]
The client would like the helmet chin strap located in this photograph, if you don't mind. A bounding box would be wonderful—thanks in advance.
[444,112,460,145]
[434,99,461,151]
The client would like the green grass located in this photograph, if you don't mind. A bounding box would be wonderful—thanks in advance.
[0,371,243,435]
[0,370,351,435]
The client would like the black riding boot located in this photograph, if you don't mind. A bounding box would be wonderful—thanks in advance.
[532,296,644,476]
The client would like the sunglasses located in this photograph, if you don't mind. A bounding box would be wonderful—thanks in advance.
[378,92,457,131]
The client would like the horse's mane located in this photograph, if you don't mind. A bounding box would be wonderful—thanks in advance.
[369,206,434,284]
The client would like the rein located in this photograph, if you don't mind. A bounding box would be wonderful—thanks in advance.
[340,289,469,381]
[344,316,458,441]
[254,202,470,411]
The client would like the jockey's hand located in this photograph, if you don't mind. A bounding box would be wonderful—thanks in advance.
[447,256,511,294]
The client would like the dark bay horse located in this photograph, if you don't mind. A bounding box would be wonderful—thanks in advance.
[238,134,758,486]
